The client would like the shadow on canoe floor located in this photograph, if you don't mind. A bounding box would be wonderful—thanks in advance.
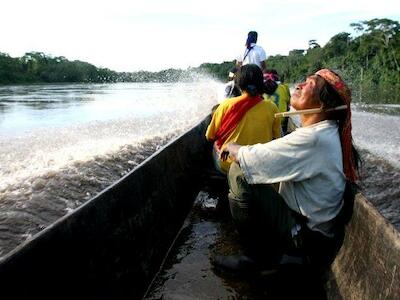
[144,186,329,300]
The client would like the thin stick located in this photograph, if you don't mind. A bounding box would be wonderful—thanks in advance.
[275,105,348,118]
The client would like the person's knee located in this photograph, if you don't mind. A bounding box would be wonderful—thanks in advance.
[228,196,250,226]
[228,162,251,200]
[228,161,242,179]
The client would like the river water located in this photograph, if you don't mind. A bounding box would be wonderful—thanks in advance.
[0,79,399,258]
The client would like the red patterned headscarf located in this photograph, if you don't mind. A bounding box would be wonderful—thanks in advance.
[315,69,357,182]
[263,72,279,82]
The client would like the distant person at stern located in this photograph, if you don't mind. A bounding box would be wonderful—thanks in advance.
[236,31,267,72]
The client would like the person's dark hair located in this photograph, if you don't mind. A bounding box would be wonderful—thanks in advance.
[230,66,239,73]
[319,81,342,109]
[319,79,350,124]
[246,31,258,48]
[264,79,278,95]
[231,85,241,97]
[235,64,264,97]
[319,79,362,175]
[265,69,280,81]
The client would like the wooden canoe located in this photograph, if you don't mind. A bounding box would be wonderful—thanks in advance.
[0,116,398,299]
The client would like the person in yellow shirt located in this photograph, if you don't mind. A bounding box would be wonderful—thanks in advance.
[263,70,291,134]
[206,64,280,174]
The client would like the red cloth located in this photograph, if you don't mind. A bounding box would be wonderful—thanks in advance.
[315,69,357,182]
[214,94,263,149]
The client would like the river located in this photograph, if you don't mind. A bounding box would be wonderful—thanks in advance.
[0,79,399,258]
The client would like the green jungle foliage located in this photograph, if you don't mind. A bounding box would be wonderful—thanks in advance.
[267,18,400,104]
[0,18,399,103]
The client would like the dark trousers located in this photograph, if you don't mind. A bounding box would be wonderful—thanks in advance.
[228,162,297,260]
[228,162,343,270]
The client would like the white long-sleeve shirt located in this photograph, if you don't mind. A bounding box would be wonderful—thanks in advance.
[238,120,346,236]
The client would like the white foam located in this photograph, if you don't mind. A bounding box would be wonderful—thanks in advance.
[0,79,220,194]
[352,110,400,169]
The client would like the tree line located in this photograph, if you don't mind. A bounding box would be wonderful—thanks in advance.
[1,18,399,103]
[0,52,191,84]
[201,18,400,104]
[267,18,400,104]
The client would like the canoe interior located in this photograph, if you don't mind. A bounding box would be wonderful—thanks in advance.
[0,115,399,299]
[144,190,400,299]
[144,189,328,299]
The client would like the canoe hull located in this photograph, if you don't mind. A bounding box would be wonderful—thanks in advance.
[327,193,400,299]
[0,117,212,299]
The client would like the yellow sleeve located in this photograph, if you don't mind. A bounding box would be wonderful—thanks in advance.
[205,103,226,141]
[284,84,291,104]
[272,104,281,139]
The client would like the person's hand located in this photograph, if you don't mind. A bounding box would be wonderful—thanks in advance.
[220,143,242,162]
[213,142,222,157]
[220,148,229,161]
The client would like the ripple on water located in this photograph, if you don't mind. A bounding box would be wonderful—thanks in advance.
[359,149,400,230]
[0,106,399,258]
[0,133,178,257]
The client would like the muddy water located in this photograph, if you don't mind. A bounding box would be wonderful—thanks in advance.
[0,82,398,258]
[0,80,219,257]
[352,105,400,230]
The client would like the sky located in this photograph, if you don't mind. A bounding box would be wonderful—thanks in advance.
[1,0,399,72]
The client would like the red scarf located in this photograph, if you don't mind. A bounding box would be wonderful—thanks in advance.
[214,94,263,149]
[316,69,357,183]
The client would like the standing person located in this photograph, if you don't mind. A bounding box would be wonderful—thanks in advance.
[236,31,267,71]
[206,64,280,174]
[213,69,360,274]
